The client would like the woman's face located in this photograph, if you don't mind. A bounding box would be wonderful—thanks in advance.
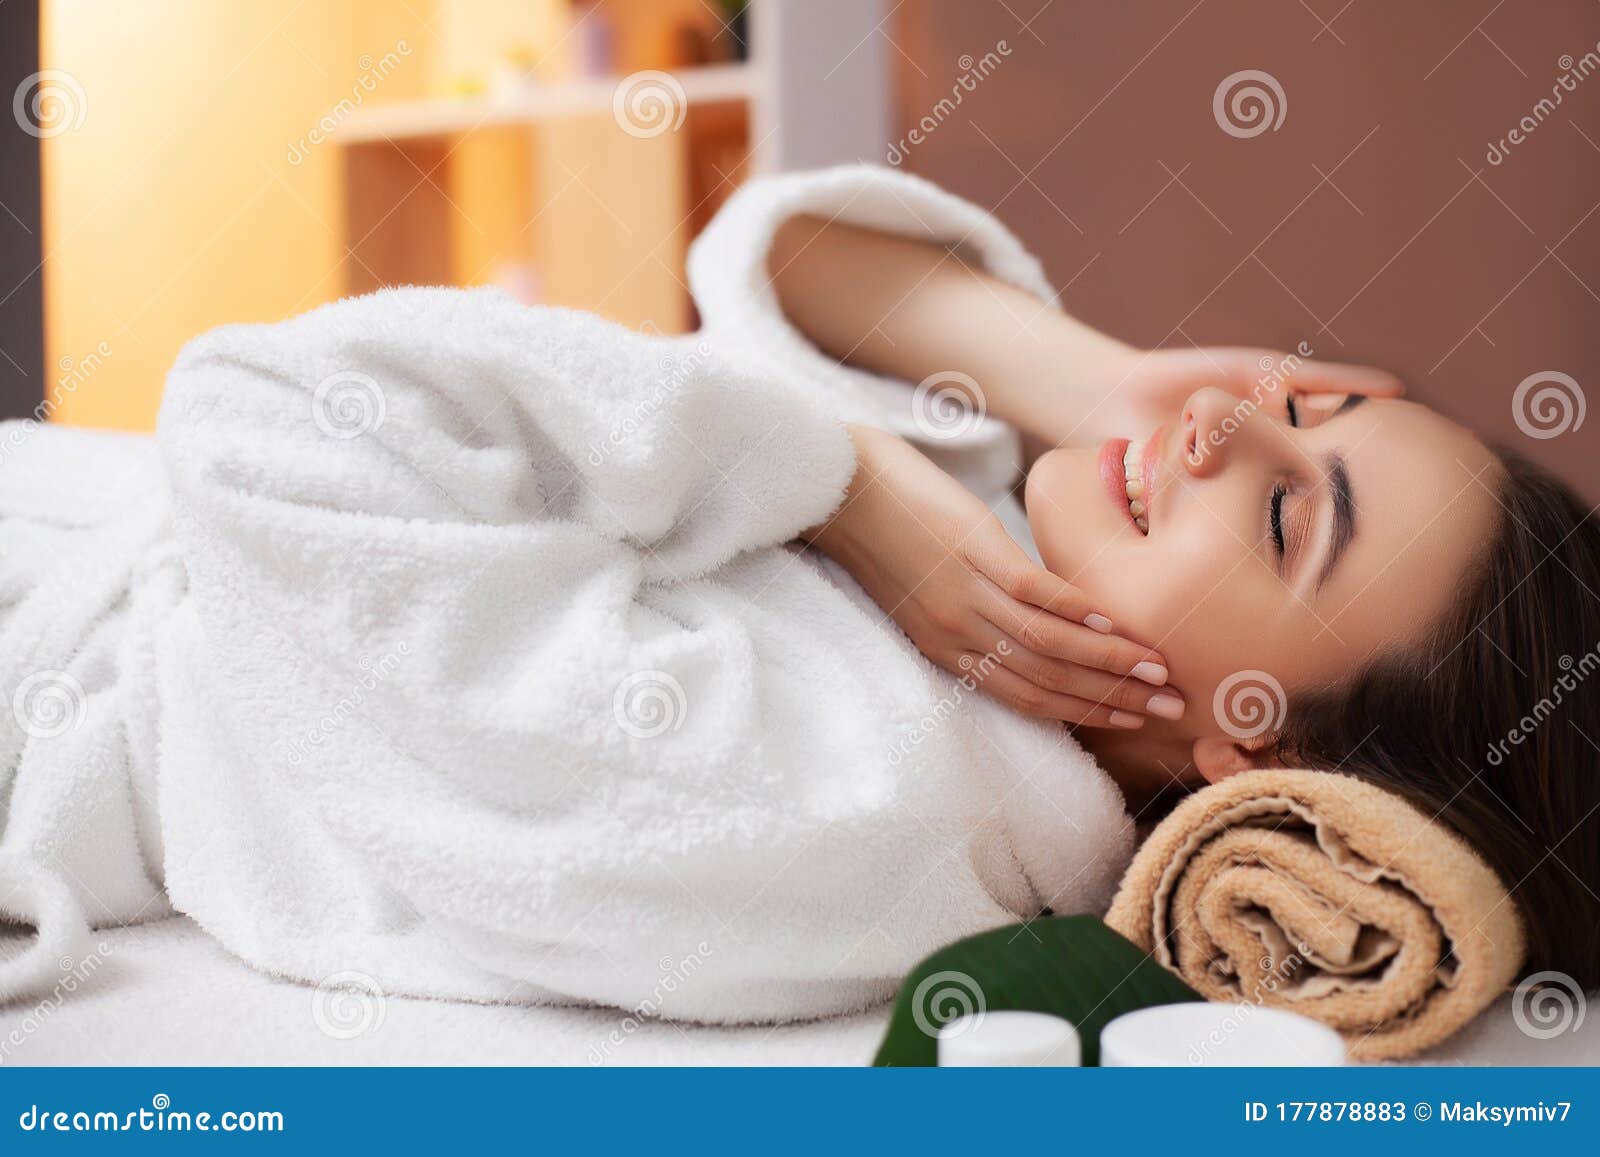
[1025,388,1501,798]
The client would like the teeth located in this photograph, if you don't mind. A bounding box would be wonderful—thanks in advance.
[1123,441,1149,535]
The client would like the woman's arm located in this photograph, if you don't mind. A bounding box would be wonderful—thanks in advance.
[768,215,1127,447]
[768,214,1405,451]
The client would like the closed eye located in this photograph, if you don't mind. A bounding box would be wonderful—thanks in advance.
[1269,483,1287,556]
[1269,394,1362,579]
[1270,395,1295,557]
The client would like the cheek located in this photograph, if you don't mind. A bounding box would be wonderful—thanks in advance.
[1100,530,1241,648]
[1029,461,1295,703]
[1093,534,1280,703]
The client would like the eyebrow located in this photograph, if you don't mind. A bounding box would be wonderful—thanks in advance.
[1318,453,1356,592]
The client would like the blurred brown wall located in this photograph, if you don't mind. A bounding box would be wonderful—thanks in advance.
[893,0,1600,501]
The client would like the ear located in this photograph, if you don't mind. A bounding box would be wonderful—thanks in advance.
[1192,735,1282,785]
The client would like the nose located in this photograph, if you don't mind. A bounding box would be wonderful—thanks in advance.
[1180,386,1250,478]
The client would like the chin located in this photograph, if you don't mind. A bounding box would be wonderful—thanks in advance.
[1025,446,1101,575]
[1023,450,1067,563]
[1026,447,1159,643]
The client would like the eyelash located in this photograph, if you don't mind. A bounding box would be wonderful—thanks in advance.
[1269,395,1300,558]
[1269,484,1288,556]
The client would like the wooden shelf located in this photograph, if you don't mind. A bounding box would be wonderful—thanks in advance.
[336,61,754,334]
[335,62,758,144]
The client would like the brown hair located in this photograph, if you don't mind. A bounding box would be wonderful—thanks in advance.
[1280,452,1600,988]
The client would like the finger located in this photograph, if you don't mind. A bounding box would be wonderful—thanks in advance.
[974,664,1146,729]
[973,540,1117,634]
[1290,359,1405,398]
[1295,391,1351,414]
[990,636,1187,719]
[979,599,1169,685]
[1205,348,1404,401]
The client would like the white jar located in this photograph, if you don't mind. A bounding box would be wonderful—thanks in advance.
[936,1010,1082,1067]
[1101,1002,1347,1066]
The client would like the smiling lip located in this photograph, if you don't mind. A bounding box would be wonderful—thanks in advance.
[1099,437,1137,529]
[1139,425,1165,533]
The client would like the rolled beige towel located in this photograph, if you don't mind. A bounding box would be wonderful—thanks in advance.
[1105,769,1526,1061]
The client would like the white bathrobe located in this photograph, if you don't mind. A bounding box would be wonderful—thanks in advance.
[0,166,1134,1020]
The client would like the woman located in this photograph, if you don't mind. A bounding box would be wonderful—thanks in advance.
[766,206,1600,994]
[1,166,1594,1017]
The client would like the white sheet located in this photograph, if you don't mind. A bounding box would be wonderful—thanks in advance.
[0,919,886,1066]
[3,919,1591,1066]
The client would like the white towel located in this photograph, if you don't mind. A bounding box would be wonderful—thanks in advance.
[0,165,1135,1021]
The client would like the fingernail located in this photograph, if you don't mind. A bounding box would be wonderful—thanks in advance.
[1131,661,1168,686]
[1146,693,1185,721]
[1085,613,1114,634]
[1109,710,1144,729]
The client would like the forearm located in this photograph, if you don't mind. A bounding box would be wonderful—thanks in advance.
[801,424,951,559]
[767,214,1133,446]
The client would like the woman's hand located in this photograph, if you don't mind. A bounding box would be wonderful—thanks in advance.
[1066,345,1405,449]
[803,426,1180,729]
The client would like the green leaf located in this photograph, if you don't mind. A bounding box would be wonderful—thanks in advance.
[872,915,1201,1066]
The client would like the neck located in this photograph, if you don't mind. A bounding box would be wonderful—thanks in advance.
[1075,724,1201,815]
